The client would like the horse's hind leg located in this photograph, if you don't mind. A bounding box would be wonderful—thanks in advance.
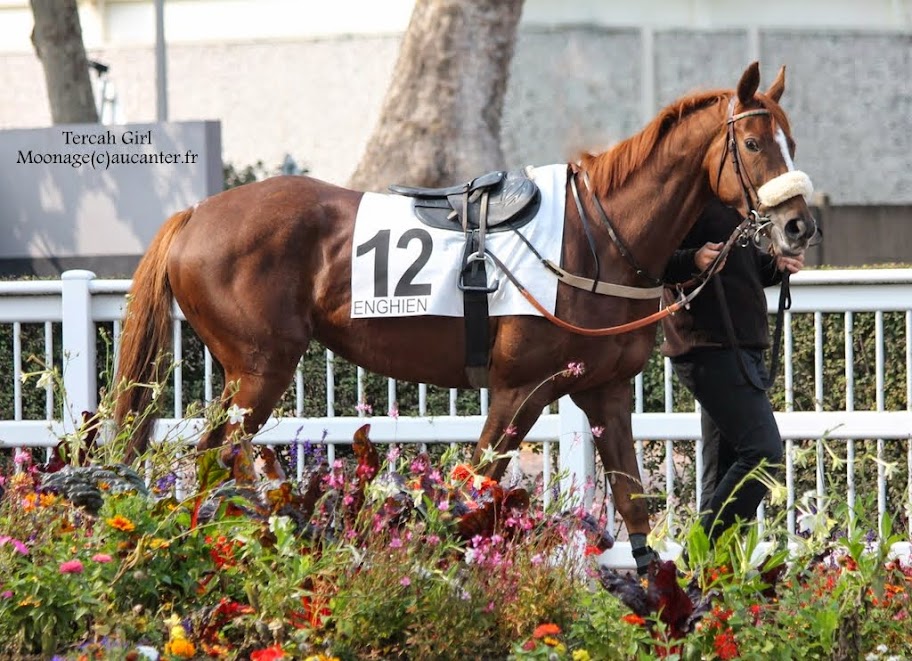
[472,384,556,480]
[196,345,304,480]
[570,383,658,573]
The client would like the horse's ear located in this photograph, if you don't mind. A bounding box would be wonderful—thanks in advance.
[766,65,786,103]
[737,62,761,104]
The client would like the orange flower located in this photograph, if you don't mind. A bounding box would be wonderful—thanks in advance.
[165,638,196,658]
[22,493,38,512]
[532,623,561,639]
[622,613,646,626]
[106,515,136,532]
[450,464,474,483]
[39,493,58,507]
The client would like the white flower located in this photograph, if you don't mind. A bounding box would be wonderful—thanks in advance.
[36,370,54,390]
[135,646,160,661]
[226,403,249,425]
[767,482,788,507]
[479,445,498,467]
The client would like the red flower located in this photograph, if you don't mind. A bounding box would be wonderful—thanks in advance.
[250,644,286,661]
[713,628,740,660]
[622,613,646,626]
[208,536,242,569]
[532,623,561,639]
[289,596,332,629]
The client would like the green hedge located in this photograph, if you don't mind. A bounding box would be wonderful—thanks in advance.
[1,159,908,531]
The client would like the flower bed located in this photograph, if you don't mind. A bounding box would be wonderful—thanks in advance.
[1,425,910,660]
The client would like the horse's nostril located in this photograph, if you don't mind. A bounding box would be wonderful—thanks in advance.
[784,218,806,239]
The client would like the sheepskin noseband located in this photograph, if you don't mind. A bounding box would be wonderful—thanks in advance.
[757,170,813,207]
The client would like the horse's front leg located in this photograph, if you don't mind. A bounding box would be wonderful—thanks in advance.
[472,384,555,481]
[570,383,659,574]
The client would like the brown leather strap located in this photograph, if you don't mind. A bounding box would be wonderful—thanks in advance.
[485,250,714,337]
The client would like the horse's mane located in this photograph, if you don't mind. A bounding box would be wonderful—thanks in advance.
[580,88,791,196]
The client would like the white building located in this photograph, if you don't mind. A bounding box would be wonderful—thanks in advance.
[2,0,911,266]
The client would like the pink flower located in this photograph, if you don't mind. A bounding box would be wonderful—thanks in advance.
[59,559,84,574]
[1,590,13,599]
[355,401,372,415]
[563,362,585,377]
[91,553,113,563]
[0,536,28,555]
[504,425,518,437]
[388,406,399,420]
[399,576,411,587]
[13,449,31,466]
[389,537,403,549]
[590,425,604,438]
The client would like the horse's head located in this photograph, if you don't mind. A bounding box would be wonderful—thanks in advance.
[706,62,817,257]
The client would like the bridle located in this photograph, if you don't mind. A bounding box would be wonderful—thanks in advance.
[492,96,812,339]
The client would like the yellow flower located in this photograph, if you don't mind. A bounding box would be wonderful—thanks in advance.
[170,624,188,641]
[543,636,561,647]
[106,515,136,532]
[165,638,196,658]
[10,473,31,489]
[572,650,592,661]
[149,537,171,550]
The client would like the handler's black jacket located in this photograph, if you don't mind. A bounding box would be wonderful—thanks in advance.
[661,199,782,358]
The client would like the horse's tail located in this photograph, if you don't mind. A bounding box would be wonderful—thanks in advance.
[114,207,194,460]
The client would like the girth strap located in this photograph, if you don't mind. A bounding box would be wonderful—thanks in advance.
[459,231,495,388]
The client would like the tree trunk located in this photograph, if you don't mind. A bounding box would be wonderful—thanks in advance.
[348,0,524,192]
[30,0,99,124]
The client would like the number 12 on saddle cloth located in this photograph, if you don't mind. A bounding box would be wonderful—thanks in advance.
[349,164,567,319]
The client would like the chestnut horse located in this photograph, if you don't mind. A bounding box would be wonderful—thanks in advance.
[114,63,815,568]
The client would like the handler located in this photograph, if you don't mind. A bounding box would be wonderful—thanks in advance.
[662,198,805,540]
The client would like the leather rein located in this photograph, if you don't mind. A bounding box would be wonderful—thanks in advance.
[496,98,780,338]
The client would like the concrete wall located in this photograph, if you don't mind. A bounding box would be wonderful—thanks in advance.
[0,121,221,276]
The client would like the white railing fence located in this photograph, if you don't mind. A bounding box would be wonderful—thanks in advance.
[2,269,912,567]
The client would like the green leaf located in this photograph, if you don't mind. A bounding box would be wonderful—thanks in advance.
[197,448,231,493]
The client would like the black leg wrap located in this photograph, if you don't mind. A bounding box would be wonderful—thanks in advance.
[630,533,658,576]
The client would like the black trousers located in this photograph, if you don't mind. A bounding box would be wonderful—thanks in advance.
[672,348,784,540]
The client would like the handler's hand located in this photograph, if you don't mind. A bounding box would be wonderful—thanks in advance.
[776,252,805,274]
[694,242,726,272]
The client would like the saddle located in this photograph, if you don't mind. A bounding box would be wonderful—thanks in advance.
[388,169,543,390]
[389,169,541,233]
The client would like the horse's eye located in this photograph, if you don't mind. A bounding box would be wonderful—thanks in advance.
[744,138,760,152]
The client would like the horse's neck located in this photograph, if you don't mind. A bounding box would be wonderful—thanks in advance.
[594,108,722,281]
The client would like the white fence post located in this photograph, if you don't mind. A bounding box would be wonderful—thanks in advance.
[61,270,97,435]
[557,395,595,507]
